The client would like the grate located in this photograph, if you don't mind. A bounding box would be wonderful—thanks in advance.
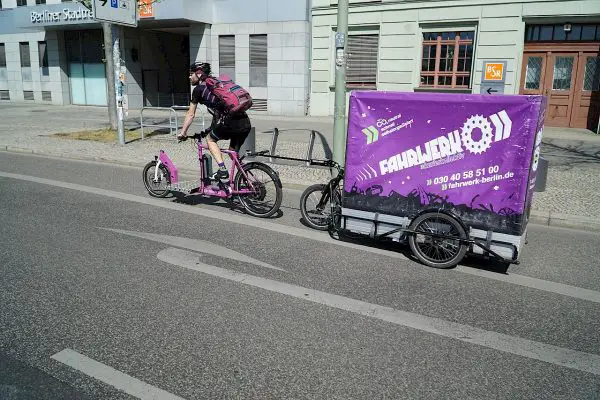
[0,90,9,100]
[42,91,52,101]
[252,98,268,112]
[23,90,34,100]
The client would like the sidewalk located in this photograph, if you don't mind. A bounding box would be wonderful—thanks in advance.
[1,103,599,232]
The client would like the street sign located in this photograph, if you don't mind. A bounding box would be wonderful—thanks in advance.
[480,83,505,95]
[92,0,137,27]
[480,60,507,95]
[481,60,507,84]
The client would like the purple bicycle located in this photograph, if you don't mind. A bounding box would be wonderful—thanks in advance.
[142,131,283,218]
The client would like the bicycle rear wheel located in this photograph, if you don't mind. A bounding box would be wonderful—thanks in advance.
[300,184,339,230]
[234,163,282,218]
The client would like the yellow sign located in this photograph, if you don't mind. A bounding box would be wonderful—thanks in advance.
[484,63,505,81]
[139,0,154,18]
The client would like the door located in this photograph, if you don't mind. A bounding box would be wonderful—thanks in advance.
[572,54,600,130]
[544,53,579,127]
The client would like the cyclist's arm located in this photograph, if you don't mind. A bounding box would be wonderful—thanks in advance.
[180,102,197,137]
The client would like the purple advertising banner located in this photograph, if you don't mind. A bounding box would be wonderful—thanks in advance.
[343,91,546,235]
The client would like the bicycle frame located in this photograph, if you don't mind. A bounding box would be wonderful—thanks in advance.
[154,137,259,199]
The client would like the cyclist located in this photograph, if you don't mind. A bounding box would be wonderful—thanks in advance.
[178,62,252,182]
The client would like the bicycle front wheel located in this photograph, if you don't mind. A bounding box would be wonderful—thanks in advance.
[234,163,282,218]
[143,161,171,198]
[300,184,335,230]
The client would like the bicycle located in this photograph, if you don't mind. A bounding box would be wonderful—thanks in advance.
[142,131,283,218]
[299,159,344,230]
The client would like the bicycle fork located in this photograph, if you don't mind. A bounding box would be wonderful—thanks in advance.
[156,150,179,184]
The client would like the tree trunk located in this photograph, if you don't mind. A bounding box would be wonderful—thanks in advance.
[102,22,117,130]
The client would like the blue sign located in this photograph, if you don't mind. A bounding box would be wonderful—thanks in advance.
[111,0,118,8]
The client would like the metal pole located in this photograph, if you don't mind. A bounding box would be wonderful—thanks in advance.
[112,27,125,145]
[102,22,117,131]
[332,0,349,166]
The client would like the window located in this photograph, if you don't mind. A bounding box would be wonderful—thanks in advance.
[36,0,46,4]
[0,44,6,68]
[38,41,49,76]
[583,57,600,92]
[19,42,31,67]
[525,24,600,42]
[249,34,267,87]
[218,35,235,80]
[346,34,379,88]
[420,31,474,88]
[17,0,27,6]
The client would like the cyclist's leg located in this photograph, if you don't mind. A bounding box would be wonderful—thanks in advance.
[228,115,252,153]
[207,130,231,181]
[206,133,225,164]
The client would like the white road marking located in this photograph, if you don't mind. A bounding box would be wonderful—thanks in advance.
[51,349,186,400]
[158,247,600,376]
[1,171,599,304]
[456,266,600,304]
[101,228,285,272]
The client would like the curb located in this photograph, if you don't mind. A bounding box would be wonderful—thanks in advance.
[529,210,600,233]
[2,146,600,234]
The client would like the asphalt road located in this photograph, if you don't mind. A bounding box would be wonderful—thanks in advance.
[1,152,599,399]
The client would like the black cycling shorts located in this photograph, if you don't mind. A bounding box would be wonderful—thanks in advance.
[210,113,252,152]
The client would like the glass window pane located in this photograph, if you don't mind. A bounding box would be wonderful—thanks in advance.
[422,45,430,58]
[465,58,472,72]
[567,25,582,41]
[464,76,470,87]
[421,59,428,71]
[19,42,30,67]
[439,59,446,71]
[250,34,267,87]
[540,26,553,41]
[440,45,447,58]
[583,57,600,91]
[458,45,466,58]
[429,59,435,71]
[552,57,574,90]
[38,41,48,68]
[219,35,235,80]
[581,25,596,41]
[525,56,542,89]
[0,44,6,67]
[533,26,540,41]
[553,25,566,41]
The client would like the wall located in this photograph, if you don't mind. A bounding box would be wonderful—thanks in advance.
[202,21,310,115]
[212,0,309,23]
[309,0,600,116]
[0,29,68,104]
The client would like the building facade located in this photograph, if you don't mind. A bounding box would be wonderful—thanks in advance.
[309,0,600,129]
[0,0,311,115]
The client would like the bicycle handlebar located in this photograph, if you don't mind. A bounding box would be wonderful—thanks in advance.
[178,131,208,142]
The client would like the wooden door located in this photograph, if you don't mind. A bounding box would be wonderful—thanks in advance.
[572,54,600,129]
[543,53,580,127]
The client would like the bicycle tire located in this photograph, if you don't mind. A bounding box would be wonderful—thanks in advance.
[234,163,282,218]
[142,161,171,198]
[408,212,468,269]
[300,184,332,230]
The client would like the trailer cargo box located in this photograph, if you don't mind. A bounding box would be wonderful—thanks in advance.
[342,91,546,261]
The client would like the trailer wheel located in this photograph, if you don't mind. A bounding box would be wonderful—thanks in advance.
[408,212,468,269]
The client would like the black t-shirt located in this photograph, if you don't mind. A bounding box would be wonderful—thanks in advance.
[191,83,223,112]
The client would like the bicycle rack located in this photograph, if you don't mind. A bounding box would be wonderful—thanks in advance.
[139,106,207,140]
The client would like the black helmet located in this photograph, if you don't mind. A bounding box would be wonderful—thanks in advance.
[190,61,211,75]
